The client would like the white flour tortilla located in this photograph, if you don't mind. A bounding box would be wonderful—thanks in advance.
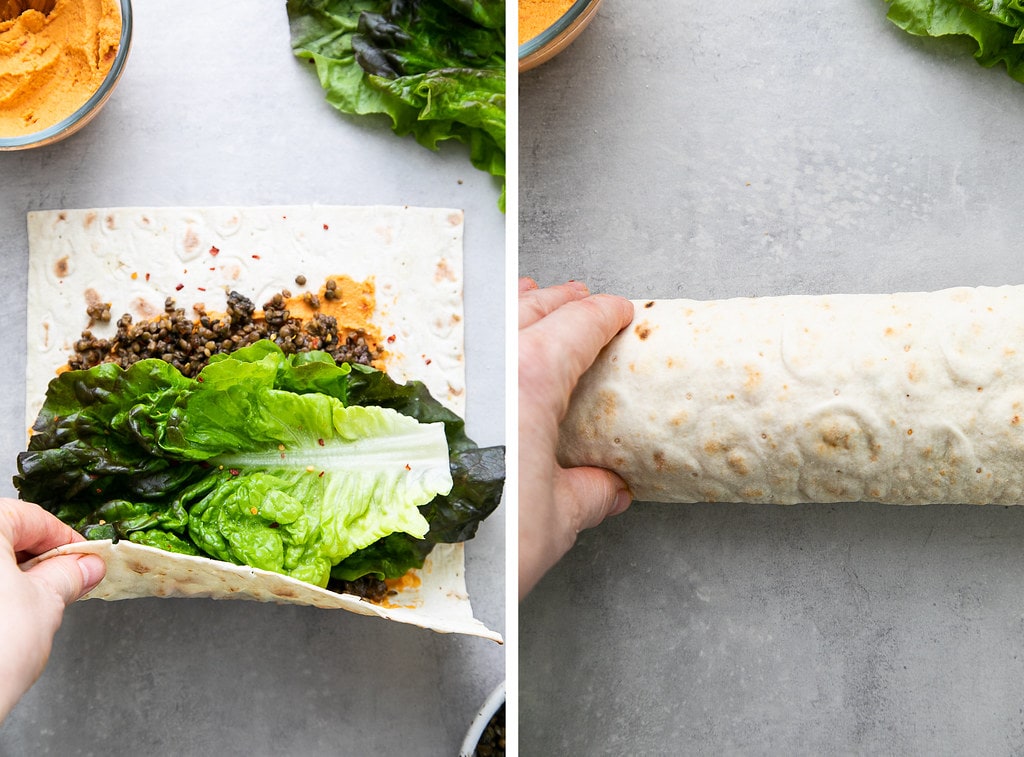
[24,205,501,643]
[559,285,1024,506]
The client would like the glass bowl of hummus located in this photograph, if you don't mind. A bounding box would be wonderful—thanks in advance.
[519,0,602,73]
[0,0,132,150]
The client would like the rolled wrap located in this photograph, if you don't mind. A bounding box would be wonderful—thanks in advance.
[557,285,1024,505]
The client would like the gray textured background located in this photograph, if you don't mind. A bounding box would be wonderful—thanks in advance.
[0,4,504,755]
[520,0,1024,754]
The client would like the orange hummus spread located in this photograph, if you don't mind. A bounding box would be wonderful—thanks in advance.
[0,0,120,136]
[518,0,574,45]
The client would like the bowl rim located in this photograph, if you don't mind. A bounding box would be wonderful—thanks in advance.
[518,0,596,58]
[458,679,505,757]
[0,0,133,149]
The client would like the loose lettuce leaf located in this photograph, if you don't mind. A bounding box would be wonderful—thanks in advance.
[886,0,1024,82]
[287,0,506,210]
[16,341,504,586]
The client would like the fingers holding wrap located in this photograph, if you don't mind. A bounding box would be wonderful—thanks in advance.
[520,292,635,421]
[518,278,591,328]
[0,497,83,559]
[556,465,633,538]
[23,553,106,606]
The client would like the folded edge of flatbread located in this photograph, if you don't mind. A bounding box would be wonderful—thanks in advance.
[27,540,501,642]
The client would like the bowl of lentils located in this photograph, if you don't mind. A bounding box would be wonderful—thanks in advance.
[459,681,505,756]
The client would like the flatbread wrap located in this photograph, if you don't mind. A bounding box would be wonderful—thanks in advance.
[17,205,504,642]
[558,285,1024,506]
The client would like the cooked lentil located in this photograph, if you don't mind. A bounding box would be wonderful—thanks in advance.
[67,286,382,376]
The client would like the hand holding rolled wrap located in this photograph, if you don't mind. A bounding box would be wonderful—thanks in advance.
[558,285,1024,505]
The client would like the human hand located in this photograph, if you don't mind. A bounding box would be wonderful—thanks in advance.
[0,498,105,723]
[518,278,635,599]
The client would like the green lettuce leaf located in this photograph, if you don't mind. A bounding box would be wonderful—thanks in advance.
[886,0,1024,82]
[15,340,504,587]
[287,0,506,210]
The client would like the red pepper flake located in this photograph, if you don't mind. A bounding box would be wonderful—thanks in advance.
[252,254,261,260]
[145,272,151,281]
[404,464,411,471]
[209,267,216,271]
[197,287,206,292]
[323,223,329,230]
[209,246,220,256]
[229,468,240,476]
[318,470,325,478]
[423,355,432,365]
[387,334,397,344]
[175,283,184,291]
[95,488,103,494]
[317,438,325,446]
[196,376,204,383]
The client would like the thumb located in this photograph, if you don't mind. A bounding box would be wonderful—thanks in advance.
[558,465,633,535]
[24,553,106,605]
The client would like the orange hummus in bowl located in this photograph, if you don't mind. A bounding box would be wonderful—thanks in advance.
[519,0,602,72]
[0,0,131,149]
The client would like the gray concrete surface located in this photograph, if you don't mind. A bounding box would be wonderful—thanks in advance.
[0,4,504,755]
[519,0,1024,754]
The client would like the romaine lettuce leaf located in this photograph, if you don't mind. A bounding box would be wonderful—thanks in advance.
[15,340,504,587]
[287,0,506,210]
[886,0,1024,82]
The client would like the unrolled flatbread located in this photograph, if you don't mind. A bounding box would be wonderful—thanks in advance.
[23,205,501,643]
[558,285,1024,506]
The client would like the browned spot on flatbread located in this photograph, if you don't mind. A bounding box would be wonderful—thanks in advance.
[58,211,67,221]
[644,301,655,309]
[704,439,725,455]
[727,453,749,475]
[595,389,617,421]
[54,256,69,278]
[447,211,462,226]
[183,226,200,254]
[653,450,668,471]
[105,214,115,230]
[635,322,652,341]
[84,211,97,228]
[435,258,456,283]
[744,365,762,391]
[131,297,160,320]
[126,561,148,575]
[84,288,102,307]
[821,426,852,450]
[274,588,298,599]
